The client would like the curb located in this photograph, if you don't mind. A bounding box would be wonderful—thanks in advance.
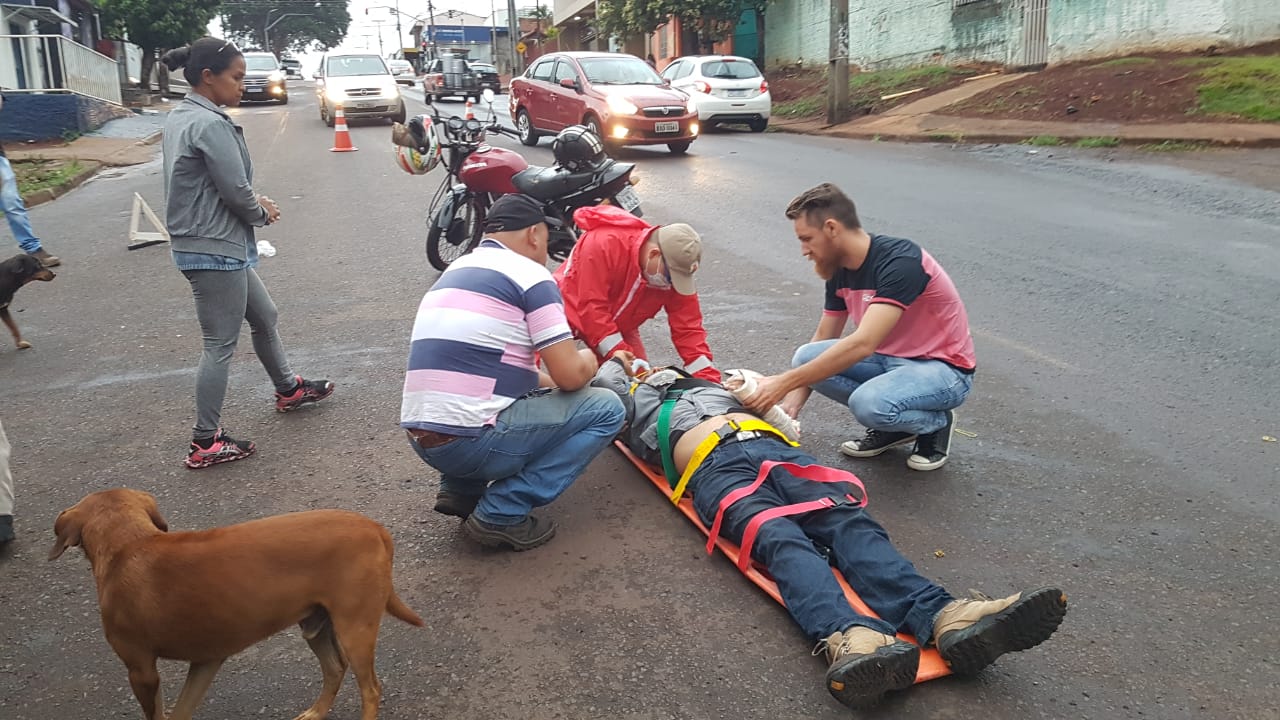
[769,121,1280,149]
[21,161,103,208]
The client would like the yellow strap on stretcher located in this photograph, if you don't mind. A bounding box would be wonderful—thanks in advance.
[668,418,799,505]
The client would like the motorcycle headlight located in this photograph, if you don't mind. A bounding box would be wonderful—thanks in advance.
[606,95,639,115]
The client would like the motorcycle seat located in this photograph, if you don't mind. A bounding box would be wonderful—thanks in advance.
[512,163,612,202]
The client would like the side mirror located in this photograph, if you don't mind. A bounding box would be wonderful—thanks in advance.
[559,78,580,91]
[482,88,495,104]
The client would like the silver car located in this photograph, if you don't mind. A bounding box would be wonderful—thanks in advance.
[314,53,407,127]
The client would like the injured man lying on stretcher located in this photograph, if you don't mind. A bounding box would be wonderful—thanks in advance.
[591,358,1067,709]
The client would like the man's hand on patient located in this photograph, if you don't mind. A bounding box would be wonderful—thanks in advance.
[744,374,792,416]
[609,349,637,375]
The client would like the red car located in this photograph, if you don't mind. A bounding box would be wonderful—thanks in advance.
[509,51,700,155]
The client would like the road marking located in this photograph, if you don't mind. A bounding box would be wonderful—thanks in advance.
[970,327,1080,373]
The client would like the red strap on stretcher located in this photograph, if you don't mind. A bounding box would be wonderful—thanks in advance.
[706,461,868,572]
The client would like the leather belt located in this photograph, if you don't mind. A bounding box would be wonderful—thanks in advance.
[407,429,459,449]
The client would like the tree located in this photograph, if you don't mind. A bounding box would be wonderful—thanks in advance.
[218,0,352,58]
[596,0,773,58]
[95,0,222,90]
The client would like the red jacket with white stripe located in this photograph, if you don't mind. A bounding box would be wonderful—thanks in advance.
[553,205,719,382]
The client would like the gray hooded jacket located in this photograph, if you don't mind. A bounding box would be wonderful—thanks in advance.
[162,93,269,259]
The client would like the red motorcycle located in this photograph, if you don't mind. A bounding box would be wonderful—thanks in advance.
[422,94,642,270]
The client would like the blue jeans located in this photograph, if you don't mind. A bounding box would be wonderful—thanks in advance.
[410,387,625,526]
[690,438,954,642]
[793,341,974,435]
[0,156,41,254]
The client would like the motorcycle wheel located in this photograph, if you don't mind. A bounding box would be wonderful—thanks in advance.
[427,196,487,271]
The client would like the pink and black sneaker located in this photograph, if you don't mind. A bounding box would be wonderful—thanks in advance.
[186,429,256,469]
[275,375,335,413]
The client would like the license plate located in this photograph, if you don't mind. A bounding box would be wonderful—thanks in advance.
[727,89,748,98]
[654,121,679,134]
[614,186,641,212]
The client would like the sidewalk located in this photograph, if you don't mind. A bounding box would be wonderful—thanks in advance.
[7,111,165,167]
[773,72,1280,147]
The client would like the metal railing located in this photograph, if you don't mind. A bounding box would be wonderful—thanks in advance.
[0,34,123,105]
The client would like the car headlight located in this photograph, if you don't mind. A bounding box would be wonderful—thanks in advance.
[606,95,639,115]
[685,96,695,113]
[383,82,401,96]
[325,87,344,103]
[268,71,284,82]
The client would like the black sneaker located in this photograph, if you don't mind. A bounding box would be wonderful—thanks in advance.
[275,376,336,413]
[434,490,482,519]
[907,410,956,471]
[463,514,557,551]
[840,429,916,458]
[186,429,256,469]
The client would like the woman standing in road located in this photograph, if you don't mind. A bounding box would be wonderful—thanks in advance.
[161,37,334,469]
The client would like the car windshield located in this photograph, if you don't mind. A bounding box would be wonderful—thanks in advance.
[701,59,760,79]
[578,57,663,85]
[326,56,388,76]
[245,56,278,71]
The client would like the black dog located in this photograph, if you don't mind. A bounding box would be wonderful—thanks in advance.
[0,253,55,349]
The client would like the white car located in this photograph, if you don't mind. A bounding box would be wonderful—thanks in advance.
[314,53,406,127]
[388,59,416,86]
[661,55,771,132]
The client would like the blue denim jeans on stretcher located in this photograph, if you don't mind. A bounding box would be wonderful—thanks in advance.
[793,341,974,436]
[689,437,955,642]
[410,387,625,526]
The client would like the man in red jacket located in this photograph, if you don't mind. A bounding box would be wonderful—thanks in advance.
[553,205,720,382]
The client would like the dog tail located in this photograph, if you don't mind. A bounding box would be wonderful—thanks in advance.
[387,592,425,627]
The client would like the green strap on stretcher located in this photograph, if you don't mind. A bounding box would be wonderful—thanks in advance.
[656,391,682,489]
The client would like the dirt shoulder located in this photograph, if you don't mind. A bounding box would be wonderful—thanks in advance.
[945,41,1280,125]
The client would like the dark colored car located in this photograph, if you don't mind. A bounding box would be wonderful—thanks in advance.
[509,51,699,154]
[241,52,287,104]
[422,57,480,102]
[280,57,302,78]
[470,62,501,94]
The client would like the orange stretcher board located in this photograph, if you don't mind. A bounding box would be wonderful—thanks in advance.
[614,441,951,683]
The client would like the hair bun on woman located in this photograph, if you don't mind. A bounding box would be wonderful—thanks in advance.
[161,46,191,71]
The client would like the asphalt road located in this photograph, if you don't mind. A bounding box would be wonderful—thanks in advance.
[1,79,1277,720]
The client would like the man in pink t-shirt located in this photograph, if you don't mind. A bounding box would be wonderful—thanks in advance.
[746,183,975,471]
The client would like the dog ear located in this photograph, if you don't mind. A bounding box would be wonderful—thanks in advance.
[146,498,169,532]
[47,509,83,561]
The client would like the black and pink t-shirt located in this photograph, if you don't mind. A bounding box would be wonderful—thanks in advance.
[823,234,976,372]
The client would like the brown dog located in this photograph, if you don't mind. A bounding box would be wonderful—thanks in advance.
[49,488,424,720]
[0,253,55,349]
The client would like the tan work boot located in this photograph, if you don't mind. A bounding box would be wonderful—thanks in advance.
[934,587,1068,676]
[28,248,60,267]
[818,626,919,709]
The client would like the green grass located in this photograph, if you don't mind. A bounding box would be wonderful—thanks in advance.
[1093,57,1157,68]
[1076,136,1121,148]
[1194,56,1280,121]
[1138,140,1209,152]
[771,65,976,119]
[774,96,823,118]
[1023,135,1062,146]
[14,159,84,197]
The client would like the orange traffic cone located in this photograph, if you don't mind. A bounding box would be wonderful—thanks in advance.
[465,99,474,120]
[330,104,357,152]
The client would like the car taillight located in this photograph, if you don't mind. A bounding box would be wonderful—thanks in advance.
[694,81,711,94]
[760,79,769,93]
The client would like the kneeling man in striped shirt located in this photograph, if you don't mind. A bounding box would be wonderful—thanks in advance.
[402,194,626,551]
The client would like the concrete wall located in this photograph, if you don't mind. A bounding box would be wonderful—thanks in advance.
[764,0,829,67]
[0,92,122,142]
[765,0,1280,71]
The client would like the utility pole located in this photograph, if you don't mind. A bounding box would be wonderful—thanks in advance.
[427,0,438,61]
[372,20,386,55]
[394,0,403,54]
[826,0,849,125]
[506,0,520,74]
